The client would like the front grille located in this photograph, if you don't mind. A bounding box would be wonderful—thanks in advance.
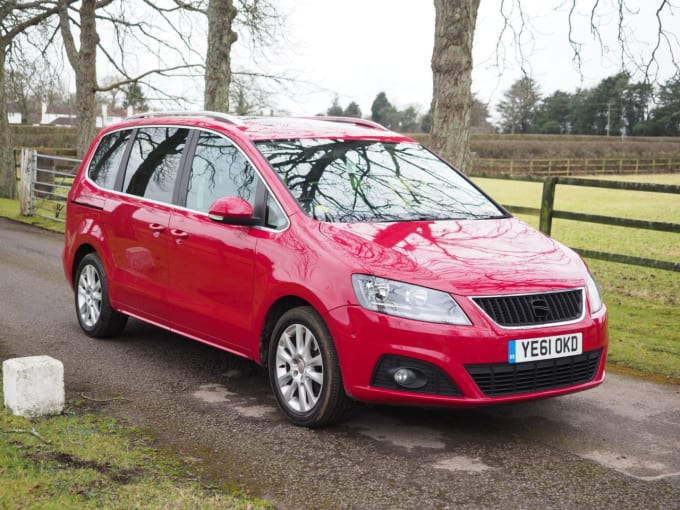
[465,349,602,397]
[472,289,583,327]
[372,355,462,396]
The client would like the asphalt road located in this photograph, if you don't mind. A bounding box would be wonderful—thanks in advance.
[1,217,679,510]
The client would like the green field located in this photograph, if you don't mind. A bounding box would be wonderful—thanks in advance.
[475,174,680,380]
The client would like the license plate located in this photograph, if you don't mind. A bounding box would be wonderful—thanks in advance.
[508,333,583,364]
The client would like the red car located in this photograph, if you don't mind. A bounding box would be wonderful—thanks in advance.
[63,112,608,427]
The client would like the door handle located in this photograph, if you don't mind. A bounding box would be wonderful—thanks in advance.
[170,229,189,239]
[149,223,166,232]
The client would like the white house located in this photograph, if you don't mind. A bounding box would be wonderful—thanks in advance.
[41,102,76,126]
[7,102,22,124]
[96,104,134,127]
[39,102,135,127]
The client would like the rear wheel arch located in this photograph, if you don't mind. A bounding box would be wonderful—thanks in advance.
[74,252,128,338]
[71,244,96,286]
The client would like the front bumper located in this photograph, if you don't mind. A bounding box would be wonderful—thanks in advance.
[325,304,608,406]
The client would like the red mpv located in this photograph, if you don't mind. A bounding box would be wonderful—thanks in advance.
[63,113,608,427]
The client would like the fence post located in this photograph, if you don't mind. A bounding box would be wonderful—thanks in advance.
[19,149,34,216]
[31,150,37,211]
[539,177,557,236]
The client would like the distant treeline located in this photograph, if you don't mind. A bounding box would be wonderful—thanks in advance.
[495,72,680,137]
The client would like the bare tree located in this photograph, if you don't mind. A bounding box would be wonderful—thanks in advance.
[58,0,101,157]
[5,44,71,124]
[191,0,282,111]
[57,0,203,156]
[0,1,71,198]
[431,0,679,173]
[429,0,480,174]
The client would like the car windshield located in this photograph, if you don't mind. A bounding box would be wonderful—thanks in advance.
[255,139,506,223]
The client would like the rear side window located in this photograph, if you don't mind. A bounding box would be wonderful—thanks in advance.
[123,127,189,203]
[88,130,131,190]
[185,131,258,213]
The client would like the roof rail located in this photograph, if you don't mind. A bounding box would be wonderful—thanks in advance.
[299,116,389,131]
[126,110,246,127]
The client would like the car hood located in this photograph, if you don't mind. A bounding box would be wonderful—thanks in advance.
[318,217,587,296]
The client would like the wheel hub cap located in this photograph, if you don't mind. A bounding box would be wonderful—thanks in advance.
[77,264,102,328]
[275,324,324,413]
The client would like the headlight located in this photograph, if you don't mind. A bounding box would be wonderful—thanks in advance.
[586,272,603,313]
[351,274,471,325]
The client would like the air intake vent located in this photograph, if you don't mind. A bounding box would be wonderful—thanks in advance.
[465,349,602,397]
[472,289,583,327]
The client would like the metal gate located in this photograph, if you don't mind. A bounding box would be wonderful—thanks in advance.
[20,149,82,223]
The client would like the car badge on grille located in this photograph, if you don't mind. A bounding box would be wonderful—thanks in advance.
[530,298,551,319]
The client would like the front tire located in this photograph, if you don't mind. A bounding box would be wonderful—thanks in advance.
[268,306,351,427]
[74,253,127,338]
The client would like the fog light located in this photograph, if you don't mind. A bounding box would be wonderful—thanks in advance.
[394,368,415,385]
[392,368,427,389]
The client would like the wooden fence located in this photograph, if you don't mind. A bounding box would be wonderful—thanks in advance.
[470,158,680,177]
[499,176,680,272]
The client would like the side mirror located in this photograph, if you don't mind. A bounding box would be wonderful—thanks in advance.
[208,197,259,225]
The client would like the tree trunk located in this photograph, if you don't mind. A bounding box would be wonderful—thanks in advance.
[430,0,480,174]
[0,45,17,198]
[204,0,238,112]
[59,0,99,157]
[75,0,98,156]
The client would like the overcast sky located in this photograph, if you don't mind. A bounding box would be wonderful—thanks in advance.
[260,0,678,118]
[81,1,678,119]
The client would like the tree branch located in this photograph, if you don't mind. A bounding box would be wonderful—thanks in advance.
[567,0,583,82]
[57,0,79,69]
[95,64,202,92]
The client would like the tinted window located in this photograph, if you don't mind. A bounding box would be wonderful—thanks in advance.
[185,132,258,213]
[123,127,189,203]
[256,140,505,222]
[88,130,131,190]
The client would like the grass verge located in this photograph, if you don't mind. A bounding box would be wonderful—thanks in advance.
[0,198,64,233]
[0,384,272,509]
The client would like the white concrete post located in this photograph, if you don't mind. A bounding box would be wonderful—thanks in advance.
[3,356,65,417]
